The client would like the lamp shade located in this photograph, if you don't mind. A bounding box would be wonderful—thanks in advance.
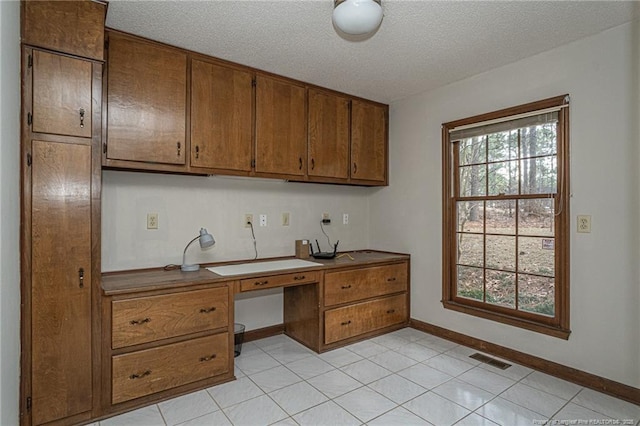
[198,228,215,249]
[332,0,383,35]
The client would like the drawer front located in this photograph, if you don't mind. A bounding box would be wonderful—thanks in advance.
[112,287,229,349]
[324,263,407,307]
[240,271,320,292]
[112,333,229,404]
[324,294,407,344]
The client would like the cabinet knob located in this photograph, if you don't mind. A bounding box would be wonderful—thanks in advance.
[341,285,352,290]
[129,370,151,380]
[386,309,396,314]
[195,145,200,159]
[254,280,269,286]
[79,108,85,128]
[311,158,315,170]
[199,307,216,313]
[353,162,357,174]
[387,277,397,282]
[78,267,85,288]
[177,142,181,157]
[129,318,151,325]
[299,157,303,170]
[200,354,217,362]
[340,320,352,326]
[293,275,306,281]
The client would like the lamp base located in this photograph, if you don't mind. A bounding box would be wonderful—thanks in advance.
[181,263,200,272]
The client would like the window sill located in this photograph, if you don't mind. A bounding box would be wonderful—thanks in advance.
[442,300,571,340]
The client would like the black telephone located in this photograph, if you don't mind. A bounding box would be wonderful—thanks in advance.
[310,239,339,259]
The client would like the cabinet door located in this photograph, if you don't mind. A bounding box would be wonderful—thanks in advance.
[32,50,92,138]
[31,140,92,425]
[255,75,306,176]
[191,59,252,171]
[351,100,387,182]
[308,89,350,179]
[23,0,106,60]
[107,33,187,165]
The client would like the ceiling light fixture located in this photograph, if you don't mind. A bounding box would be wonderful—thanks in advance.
[332,0,383,36]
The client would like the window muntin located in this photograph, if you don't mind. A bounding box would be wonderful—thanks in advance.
[443,96,570,338]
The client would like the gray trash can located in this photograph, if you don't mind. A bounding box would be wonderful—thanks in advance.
[234,323,245,357]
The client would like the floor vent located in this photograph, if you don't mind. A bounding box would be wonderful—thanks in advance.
[469,353,511,370]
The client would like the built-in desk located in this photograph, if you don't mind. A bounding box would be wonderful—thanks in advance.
[100,250,410,417]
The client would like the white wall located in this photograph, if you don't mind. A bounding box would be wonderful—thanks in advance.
[102,172,373,330]
[0,0,22,423]
[370,21,640,387]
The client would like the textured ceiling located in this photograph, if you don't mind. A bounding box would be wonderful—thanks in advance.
[106,1,638,104]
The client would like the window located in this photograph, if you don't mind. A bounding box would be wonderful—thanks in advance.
[442,96,570,339]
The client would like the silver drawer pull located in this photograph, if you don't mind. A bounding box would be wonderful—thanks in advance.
[340,320,352,326]
[387,277,397,282]
[129,370,151,380]
[129,318,151,325]
[200,354,217,362]
[341,285,352,289]
[293,275,306,281]
[386,309,396,314]
[254,280,269,286]
[200,307,217,313]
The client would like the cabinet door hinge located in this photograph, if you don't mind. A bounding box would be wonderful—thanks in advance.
[251,159,256,168]
[251,78,256,88]
[27,112,32,126]
[26,397,32,412]
[27,153,32,166]
[28,54,33,68]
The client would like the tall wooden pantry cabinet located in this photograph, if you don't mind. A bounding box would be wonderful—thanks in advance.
[20,1,106,424]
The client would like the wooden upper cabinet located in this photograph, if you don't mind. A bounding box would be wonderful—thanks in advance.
[107,32,187,165]
[255,75,307,176]
[308,89,350,180]
[22,0,107,60]
[32,50,93,138]
[191,59,252,172]
[351,100,387,183]
[31,140,93,425]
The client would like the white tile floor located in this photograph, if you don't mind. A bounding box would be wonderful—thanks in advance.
[97,328,640,426]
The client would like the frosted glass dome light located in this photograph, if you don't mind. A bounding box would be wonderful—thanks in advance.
[332,0,383,35]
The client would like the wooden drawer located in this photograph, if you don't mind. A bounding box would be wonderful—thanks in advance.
[324,294,407,345]
[324,263,407,307]
[112,333,229,404]
[240,271,320,292]
[112,287,228,349]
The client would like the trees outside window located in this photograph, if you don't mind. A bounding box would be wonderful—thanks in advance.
[442,96,570,339]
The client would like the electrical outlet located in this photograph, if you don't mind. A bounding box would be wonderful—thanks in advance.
[244,214,253,228]
[259,214,267,227]
[322,213,330,221]
[577,215,591,233]
[147,213,158,229]
[282,212,290,226]
[343,213,349,225]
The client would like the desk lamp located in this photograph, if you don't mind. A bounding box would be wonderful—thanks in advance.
[181,228,215,272]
